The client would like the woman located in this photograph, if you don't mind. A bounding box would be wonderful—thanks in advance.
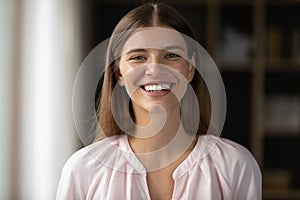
[57,2,261,200]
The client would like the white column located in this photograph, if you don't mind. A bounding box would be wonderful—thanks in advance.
[0,0,14,198]
[19,0,80,199]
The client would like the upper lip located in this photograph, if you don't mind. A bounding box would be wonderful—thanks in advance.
[139,80,175,86]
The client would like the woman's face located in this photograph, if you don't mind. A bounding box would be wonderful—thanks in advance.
[118,27,195,112]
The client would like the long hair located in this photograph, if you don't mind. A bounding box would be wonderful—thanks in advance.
[95,2,211,141]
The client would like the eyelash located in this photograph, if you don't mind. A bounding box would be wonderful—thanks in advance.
[128,53,181,62]
[129,55,147,61]
[165,53,180,59]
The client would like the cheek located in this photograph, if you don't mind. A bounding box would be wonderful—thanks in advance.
[119,66,146,95]
[120,65,137,80]
[119,63,127,77]
[173,64,191,80]
[119,57,131,76]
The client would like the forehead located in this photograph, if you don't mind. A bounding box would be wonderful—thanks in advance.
[122,27,187,53]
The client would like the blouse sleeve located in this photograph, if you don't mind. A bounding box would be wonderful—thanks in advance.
[56,151,91,200]
[232,145,262,200]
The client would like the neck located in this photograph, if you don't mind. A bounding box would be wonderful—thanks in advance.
[129,103,181,152]
[128,103,198,170]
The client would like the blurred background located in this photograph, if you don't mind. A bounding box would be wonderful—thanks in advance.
[1,0,300,199]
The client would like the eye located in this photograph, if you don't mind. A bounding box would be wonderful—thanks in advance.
[129,55,147,61]
[165,53,181,60]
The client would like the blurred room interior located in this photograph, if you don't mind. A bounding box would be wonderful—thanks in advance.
[1,0,300,199]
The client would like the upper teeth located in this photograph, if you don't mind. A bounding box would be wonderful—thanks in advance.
[144,84,171,91]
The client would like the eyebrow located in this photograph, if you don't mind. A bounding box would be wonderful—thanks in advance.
[164,45,185,51]
[124,45,186,55]
[124,48,147,54]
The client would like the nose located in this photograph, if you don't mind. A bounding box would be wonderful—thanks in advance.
[145,54,165,76]
[145,63,165,76]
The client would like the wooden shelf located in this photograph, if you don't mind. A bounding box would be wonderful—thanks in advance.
[264,130,300,136]
[266,60,300,72]
[265,0,300,5]
[218,0,253,6]
[263,188,300,200]
[218,62,252,72]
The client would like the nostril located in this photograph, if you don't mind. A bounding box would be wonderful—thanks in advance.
[145,66,154,75]
[145,64,166,75]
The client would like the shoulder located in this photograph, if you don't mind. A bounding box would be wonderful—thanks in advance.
[200,135,262,198]
[56,136,123,197]
[198,135,262,182]
[213,136,257,165]
[60,134,143,179]
[62,135,121,174]
[197,135,258,168]
[56,136,122,199]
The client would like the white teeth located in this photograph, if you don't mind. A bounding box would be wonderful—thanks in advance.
[144,84,171,92]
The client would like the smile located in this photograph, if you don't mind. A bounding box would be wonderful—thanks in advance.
[142,83,172,92]
[139,82,174,97]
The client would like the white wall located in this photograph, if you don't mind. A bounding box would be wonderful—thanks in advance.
[18,0,81,199]
[0,0,14,198]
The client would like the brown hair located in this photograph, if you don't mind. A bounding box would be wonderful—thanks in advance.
[95,2,211,141]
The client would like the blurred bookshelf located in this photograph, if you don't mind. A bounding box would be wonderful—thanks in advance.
[86,0,300,199]
[208,1,300,199]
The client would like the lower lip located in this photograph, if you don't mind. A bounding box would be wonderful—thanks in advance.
[141,88,171,97]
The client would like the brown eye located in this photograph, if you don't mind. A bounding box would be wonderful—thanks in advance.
[129,55,147,61]
[165,53,180,60]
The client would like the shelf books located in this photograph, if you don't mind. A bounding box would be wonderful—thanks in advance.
[267,26,300,67]
[265,95,300,134]
[219,25,252,65]
[291,28,300,64]
[267,26,281,65]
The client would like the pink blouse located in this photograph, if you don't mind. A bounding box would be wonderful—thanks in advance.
[56,135,261,200]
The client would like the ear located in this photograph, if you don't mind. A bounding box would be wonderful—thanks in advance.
[115,67,125,86]
[118,76,125,86]
[187,65,195,83]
